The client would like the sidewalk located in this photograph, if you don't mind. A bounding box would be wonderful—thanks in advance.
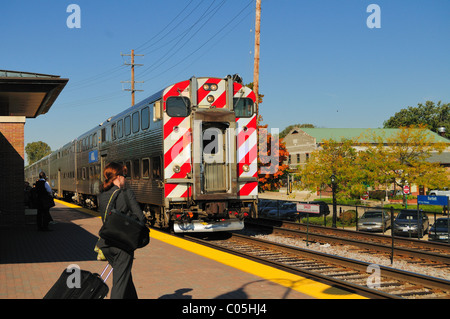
[0,201,323,299]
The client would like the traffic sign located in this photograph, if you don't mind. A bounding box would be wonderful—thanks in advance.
[403,185,410,194]
[297,203,320,214]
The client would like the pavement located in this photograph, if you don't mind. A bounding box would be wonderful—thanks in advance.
[1,200,361,300]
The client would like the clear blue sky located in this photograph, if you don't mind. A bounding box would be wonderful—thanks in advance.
[2,1,449,163]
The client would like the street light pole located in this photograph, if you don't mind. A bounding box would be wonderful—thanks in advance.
[330,174,337,228]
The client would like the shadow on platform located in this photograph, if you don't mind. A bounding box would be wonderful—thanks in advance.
[0,204,99,264]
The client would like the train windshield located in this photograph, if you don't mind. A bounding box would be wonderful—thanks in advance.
[233,98,254,117]
[166,96,191,117]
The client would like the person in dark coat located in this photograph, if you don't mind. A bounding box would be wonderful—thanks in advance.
[35,172,54,231]
[97,162,145,299]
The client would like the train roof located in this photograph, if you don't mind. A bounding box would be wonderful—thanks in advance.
[74,88,165,141]
[52,75,251,152]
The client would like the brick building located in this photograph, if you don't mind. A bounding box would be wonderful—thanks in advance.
[0,70,68,225]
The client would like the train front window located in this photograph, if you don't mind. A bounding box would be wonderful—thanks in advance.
[166,97,190,117]
[233,98,254,118]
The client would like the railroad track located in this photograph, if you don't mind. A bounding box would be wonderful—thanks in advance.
[247,218,450,266]
[183,232,450,299]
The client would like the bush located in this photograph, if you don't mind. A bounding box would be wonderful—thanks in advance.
[339,210,357,226]
[369,190,386,200]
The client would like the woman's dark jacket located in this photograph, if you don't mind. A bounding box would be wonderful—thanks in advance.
[97,185,145,251]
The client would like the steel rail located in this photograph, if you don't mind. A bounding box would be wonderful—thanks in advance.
[254,218,450,253]
[182,233,397,299]
[246,220,450,265]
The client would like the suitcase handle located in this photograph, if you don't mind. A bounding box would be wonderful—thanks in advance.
[100,264,113,283]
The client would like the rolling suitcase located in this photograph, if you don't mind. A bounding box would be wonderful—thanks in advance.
[43,264,113,299]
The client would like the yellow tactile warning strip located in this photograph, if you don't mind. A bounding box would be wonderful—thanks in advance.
[151,229,366,299]
[56,199,366,299]
[55,199,102,217]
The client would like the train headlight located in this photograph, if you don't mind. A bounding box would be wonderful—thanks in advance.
[242,164,250,172]
[173,165,181,174]
[203,83,218,91]
[207,95,215,103]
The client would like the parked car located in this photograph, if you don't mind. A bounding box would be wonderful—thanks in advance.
[357,210,391,232]
[258,200,281,217]
[393,210,429,238]
[428,218,449,243]
[428,189,450,197]
[388,189,411,197]
[265,202,298,219]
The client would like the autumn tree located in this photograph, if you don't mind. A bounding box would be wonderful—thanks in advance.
[25,141,51,165]
[297,138,366,200]
[258,124,289,191]
[360,125,449,204]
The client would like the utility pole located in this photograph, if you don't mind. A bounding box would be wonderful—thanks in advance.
[121,49,144,106]
[253,0,261,121]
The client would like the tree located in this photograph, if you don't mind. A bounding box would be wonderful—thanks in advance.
[297,138,366,200]
[25,141,51,165]
[258,124,289,191]
[383,101,450,139]
[361,125,449,204]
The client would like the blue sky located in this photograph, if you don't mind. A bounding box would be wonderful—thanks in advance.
[2,1,449,162]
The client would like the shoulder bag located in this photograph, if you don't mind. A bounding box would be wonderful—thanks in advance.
[98,189,150,253]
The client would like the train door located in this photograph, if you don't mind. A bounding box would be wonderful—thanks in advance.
[57,169,61,197]
[100,155,107,182]
[192,110,237,199]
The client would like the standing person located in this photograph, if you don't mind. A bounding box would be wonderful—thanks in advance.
[35,172,54,231]
[97,162,145,299]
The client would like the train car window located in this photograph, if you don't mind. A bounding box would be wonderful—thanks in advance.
[233,98,254,118]
[166,97,190,117]
[152,156,162,180]
[124,116,131,136]
[111,123,117,140]
[125,161,132,178]
[93,133,97,147]
[153,101,162,121]
[101,128,106,142]
[132,111,140,133]
[141,107,150,130]
[142,158,150,179]
[82,167,86,180]
[133,159,140,179]
[117,119,123,138]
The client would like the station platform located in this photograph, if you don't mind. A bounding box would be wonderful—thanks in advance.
[0,200,366,301]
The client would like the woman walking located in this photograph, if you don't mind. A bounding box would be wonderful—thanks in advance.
[97,162,145,299]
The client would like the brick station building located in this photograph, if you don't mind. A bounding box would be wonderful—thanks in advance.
[0,70,68,225]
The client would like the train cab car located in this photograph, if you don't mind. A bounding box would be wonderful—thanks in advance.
[25,75,259,233]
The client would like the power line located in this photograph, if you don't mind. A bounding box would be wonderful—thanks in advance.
[141,0,254,83]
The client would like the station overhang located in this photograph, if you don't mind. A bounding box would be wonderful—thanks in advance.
[0,70,69,118]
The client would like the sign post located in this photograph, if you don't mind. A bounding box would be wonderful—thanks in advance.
[297,203,320,247]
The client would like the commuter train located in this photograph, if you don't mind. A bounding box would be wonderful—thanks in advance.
[25,75,258,233]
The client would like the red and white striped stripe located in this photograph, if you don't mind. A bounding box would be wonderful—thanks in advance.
[163,80,191,199]
[233,83,258,197]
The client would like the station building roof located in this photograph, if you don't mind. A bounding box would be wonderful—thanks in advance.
[0,70,68,118]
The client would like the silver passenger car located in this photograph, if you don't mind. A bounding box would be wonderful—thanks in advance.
[358,210,391,232]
